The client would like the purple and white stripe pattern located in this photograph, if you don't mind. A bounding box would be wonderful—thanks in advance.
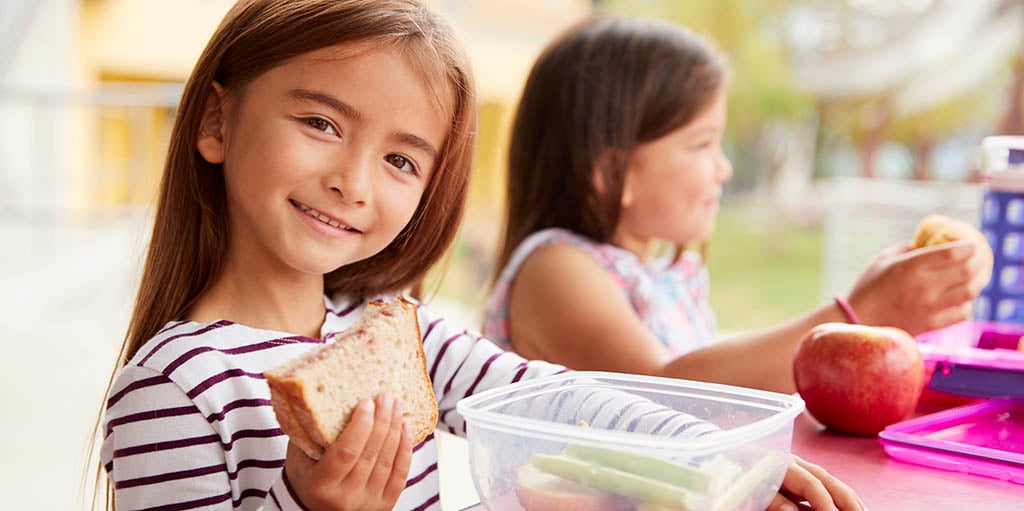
[102,293,713,510]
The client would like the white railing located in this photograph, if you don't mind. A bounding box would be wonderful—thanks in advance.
[819,176,984,297]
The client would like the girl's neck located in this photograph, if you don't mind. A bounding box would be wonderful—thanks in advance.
[187,251,327,339]
[610,229,651,262]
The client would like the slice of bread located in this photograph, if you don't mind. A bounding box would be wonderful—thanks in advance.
[265,297,438,460]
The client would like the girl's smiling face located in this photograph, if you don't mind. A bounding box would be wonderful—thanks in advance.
[198,44,450,279]
[614,87,732,254]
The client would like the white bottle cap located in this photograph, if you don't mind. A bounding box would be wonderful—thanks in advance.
[982,136,1024,191]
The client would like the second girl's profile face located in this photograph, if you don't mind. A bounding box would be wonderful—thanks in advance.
[199,44,450,278]
[615,87,732,251]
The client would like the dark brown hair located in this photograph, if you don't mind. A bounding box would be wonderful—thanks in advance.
[88,0,475,506]
[495,14,726,276]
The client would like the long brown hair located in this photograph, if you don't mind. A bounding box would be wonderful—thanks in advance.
[87,0,475,506]
[494,14,726,278]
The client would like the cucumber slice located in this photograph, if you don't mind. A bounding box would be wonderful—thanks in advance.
[564,444,712,493]
[711,452,786,511]
[532,453,709,510]
[698,454,743,493]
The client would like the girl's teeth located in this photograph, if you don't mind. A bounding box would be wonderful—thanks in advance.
[296,201,349,230]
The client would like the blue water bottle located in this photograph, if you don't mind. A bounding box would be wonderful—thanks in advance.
[977,136,1024,323]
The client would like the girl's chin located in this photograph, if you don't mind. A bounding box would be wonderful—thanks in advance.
[285,253,361,277]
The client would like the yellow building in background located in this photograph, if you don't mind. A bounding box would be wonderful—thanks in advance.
[0,0,591,308]
[65,0,590,209]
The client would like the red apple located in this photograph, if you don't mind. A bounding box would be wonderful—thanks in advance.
[793,322,924,436]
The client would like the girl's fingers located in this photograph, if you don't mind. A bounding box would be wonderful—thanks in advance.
[780,459,836,511]
[936,278,980,310]
[907,240,975,270]
[286,441,316,474]
[364,398,407,496]
[339,393,395,490]
[282,441,317,499]
[316,399,376,478]
[932,254,982,290]
[382,422,414,503]
[924,301,973,332]
[793,457,865,511]
[880,242,915,258]
[768,492,800,511]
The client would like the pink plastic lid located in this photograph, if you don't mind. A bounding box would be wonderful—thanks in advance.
[879,399,1024,484]
[915,321,1024,398]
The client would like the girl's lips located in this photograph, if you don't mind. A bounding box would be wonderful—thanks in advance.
[290,199,361,234]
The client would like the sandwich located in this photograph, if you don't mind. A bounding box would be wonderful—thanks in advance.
[912,213,993,283]
[264,297,438,460]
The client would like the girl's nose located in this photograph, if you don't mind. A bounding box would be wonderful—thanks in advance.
[331,158,371,205]
[718,151,734,183]
[716,159,733,184]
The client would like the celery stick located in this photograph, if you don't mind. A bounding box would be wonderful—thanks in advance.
[711,452,786,511]
[532,454,708,510]
[564,444,712,493]
[698,454,742,494]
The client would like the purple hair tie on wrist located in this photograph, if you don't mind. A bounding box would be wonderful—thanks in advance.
[833,295,860,324]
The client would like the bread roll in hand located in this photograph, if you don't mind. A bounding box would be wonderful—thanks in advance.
[912,214,993,284]
[265,297,438,460]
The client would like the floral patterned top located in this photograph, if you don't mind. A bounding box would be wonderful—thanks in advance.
[483,228,717,357]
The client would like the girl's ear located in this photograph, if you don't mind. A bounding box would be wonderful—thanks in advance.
[620,170,635,209]
[592,148,634,208]
[196,81,228,164]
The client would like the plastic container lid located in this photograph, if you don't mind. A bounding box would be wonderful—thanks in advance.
[915,320,1024,399]
[982,136,1024,171]
[879,399,1024,484]
[457,371,805,453]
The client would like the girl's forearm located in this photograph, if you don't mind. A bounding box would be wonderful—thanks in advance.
[659,302,846,393]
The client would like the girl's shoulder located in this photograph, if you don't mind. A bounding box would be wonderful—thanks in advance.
[499,228,630,282]
[126,319,236,370]
[122,318,322,396]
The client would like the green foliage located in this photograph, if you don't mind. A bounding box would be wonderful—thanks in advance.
[706,204,823,332]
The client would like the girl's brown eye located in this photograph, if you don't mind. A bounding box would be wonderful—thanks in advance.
[385,154,416,174]
[304,118,335,135]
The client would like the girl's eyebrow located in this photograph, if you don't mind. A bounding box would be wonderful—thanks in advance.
[394,131,438,160]
[287,87,438,160]
[287,88,365,122]
[686,125,722,136]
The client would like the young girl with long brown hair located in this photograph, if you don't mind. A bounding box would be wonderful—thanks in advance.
[485,14,988,394]
[95,2,863,509]
[94,1,519,508]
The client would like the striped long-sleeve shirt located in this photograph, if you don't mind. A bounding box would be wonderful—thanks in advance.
[102,293,715,510]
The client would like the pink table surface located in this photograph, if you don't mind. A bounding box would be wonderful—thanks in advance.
[460,406,1023,510]
[792,409,1022,510]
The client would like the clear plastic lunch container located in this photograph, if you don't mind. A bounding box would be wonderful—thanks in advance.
[456,372,805,511]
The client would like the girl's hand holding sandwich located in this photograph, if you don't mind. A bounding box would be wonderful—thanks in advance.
[286,393,412,511]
